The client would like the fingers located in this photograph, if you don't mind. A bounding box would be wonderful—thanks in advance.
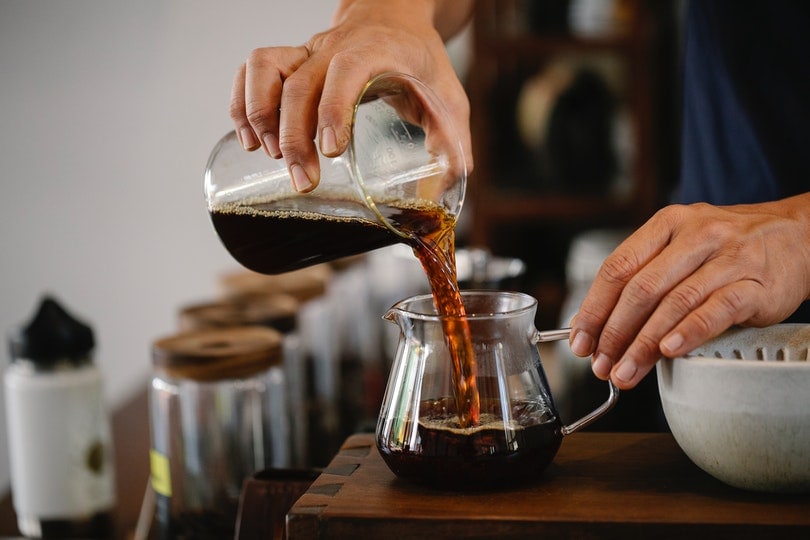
[276,44,379,192]
[659,280,759,358]
[318,53,373,158]
[570,210,677,360]
[277,62,324,192]
[570,198,810,391]
[601,260,757,390]
[229,64,260,151]
[230,45,317,188]
[228,7,475,195]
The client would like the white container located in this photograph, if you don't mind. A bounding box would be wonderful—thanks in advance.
[657,324,810,493]
[4,297,115,538]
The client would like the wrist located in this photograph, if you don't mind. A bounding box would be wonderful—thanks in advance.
[783,193,810,300]
[333,0,473,41]
[333,0,435,28]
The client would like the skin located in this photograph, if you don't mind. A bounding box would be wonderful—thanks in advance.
[569,195,810,390]
[229,0,475,193]
[229,0,810,390]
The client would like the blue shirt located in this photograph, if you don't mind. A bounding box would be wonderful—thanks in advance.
[678,0,810,205]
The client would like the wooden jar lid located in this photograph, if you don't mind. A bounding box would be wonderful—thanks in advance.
[178,294,299,334]
[219,265,332,303]
[152,326,282,382]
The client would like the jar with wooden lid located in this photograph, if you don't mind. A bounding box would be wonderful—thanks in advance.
[148,326,285,540]
[176,293,299,334]
[177,293,308,469]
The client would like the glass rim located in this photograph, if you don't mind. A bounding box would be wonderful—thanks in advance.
[348,71,468,239]
[387,290,537,321]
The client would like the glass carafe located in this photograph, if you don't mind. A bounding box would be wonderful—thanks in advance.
[204,72,467,275]
[376,290,619,488]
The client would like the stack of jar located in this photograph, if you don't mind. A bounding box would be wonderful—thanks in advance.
[149,265,331,539]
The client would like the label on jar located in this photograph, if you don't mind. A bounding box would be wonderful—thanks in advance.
[149,449,172,497]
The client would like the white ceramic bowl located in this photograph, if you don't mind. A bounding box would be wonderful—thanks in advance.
[657,324,810,493]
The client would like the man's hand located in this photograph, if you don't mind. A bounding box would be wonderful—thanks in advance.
[570,193,810,390]
[229,0,474,192]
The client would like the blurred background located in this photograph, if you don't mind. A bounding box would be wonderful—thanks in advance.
[0,0,681,502]
[0,0,342,492]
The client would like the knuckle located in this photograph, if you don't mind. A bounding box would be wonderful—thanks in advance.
[632,332,664,359]
[654,203,680,220]
[278,126,313,157]
[596,325,630,356]
[280,76,312,103]
[625,272,663,304]
[245,105,276,132]
[571,305,607,340]
[683,309,716,337]
[229,98,248,121]
[574,303,604,327]
[664,282,705,314]
[655,203,689,226]
[599,251,638,286]
[314,27,350,51]
[328,48,365,73]
[246,47,278,69]
[699,221,731,245]
[716,286,748,320]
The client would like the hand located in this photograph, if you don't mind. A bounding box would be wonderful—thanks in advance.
[229,0,474,193]
[569,193,810,390]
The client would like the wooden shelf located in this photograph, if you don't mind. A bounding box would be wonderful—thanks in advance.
[477,34,641,57]
[464,0,669,322]
[472,190,635,222]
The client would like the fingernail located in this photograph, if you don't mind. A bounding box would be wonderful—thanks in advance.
[263,133,281,158]
[320,126,338,155]
[571,331,594,357]
[239,128,259,151]
[661,332,684,356]
[290,164,313,192]
[591,353,612,379]
[615,359,638,383]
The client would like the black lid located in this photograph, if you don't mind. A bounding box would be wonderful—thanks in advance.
[9,296,95,366]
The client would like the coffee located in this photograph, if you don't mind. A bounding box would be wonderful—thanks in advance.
[210,199,449,275]
[378,398,563,488]
[210,198,481,427]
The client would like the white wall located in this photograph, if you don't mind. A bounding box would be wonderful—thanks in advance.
[0,0,335,491]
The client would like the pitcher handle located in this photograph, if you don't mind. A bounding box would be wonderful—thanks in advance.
[535,327,620,436]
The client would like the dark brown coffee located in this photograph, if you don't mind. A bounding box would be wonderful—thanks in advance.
[211,199,481,428]
[377,398,563,488]
[210,200,445,275]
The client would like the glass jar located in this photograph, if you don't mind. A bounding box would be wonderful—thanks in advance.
[149,326,284,540]
[204,72,467,275]
[177,293,307,468]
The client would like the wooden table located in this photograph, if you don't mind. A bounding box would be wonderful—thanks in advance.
[287,433,810,539]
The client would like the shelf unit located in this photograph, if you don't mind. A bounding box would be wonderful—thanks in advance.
[465,0,672,326]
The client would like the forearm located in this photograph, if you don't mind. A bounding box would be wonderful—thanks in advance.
[333,0,475,42]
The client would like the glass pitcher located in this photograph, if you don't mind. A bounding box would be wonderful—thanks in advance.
[204,72,467,275]
[376,290,619,488]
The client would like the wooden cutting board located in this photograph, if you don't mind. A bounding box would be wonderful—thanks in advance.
[286,432,810,539]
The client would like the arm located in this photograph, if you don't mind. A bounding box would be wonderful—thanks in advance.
[569,192,810,390]
[229,0,475,192]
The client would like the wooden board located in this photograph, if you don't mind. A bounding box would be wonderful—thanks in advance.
[287,432,810,539]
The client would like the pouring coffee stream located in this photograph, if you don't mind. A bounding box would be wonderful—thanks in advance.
[206,73,616,449]
[407,230,479,428]
[206,72,483,429]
